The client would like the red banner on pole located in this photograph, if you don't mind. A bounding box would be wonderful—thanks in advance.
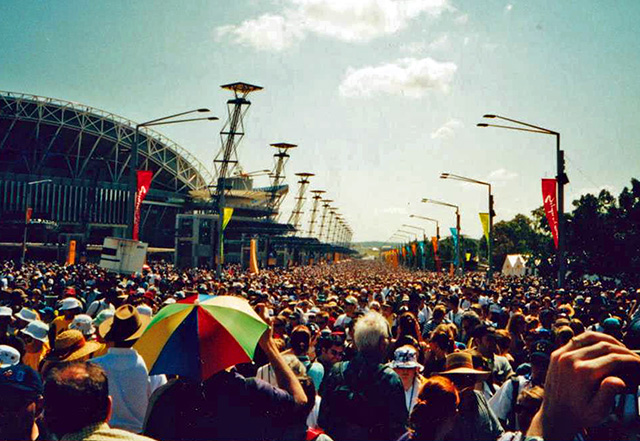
[133,170,153,241]
[542,178,559,249]
[431,236,438,254]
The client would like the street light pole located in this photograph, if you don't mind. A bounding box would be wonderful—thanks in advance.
[478,114,567,287]
[410,214,441,272]
[440,173,494,279]
[127,109,215,240]
[422,199,462,275]
[21,179,52,265]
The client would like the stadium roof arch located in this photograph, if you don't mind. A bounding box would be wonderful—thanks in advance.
[0,91,213,193]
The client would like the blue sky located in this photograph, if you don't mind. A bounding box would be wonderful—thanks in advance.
[2,0,639,242]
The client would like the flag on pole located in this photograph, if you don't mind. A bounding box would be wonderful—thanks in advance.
[133,170,153,241]
[222,207,234,230]
[249,238,259,274]
[479,213,490,242]
[541,179,559,249]
[450,227,459,266]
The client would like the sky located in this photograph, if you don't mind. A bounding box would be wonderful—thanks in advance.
[1,0,639,242]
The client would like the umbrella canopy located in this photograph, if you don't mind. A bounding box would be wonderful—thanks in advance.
[134,295,267,380]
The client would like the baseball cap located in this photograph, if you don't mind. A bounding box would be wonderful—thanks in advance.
[530,339,554,363]
[344,296,358,306]
[0,364,43,402]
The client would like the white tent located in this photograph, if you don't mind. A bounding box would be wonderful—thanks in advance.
[501,254,527,276]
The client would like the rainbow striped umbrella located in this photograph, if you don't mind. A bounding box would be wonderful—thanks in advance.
[134,295,268,380]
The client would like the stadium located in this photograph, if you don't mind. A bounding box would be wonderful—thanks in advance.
[0,91,354,264]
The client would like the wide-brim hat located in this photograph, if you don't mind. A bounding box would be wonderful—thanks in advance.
[51,330,102,362]
[21,320,49,343]
[98,304,151,343]
[391,345,424,371]
[436,351,490,379]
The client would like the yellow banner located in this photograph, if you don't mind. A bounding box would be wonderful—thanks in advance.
[222,207,234,230]
[466,252,471,262]
[479,212,490,242]
[249,238,259,274]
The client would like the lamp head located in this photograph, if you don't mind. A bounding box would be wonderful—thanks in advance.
[483,114,496,118]
[197,108,210,113]
[440,173,450,179]
[477,123,489,127]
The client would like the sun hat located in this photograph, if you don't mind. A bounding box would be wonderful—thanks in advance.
[69,314,96,337]
[0,364,43,401]
[15,307,39,323]
[0,306,12,317]
[344,296,358,306]
[21,320,49,343]
[0,345,20,368]
[93,309,115,327]
[59,297,82,311]
[391,345,424,371]
[436,351,490,379]
[98,304,151,343]
[52,330,102,362]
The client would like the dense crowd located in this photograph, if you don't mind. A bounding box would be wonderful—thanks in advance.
[1,258,640,441]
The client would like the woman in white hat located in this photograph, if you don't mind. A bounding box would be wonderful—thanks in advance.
[391,345,426,414]
[20,320,50,371]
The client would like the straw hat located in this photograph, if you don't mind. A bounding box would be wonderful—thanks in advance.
[436,351,490,379]
[98,304,151,343]
[52,330,102,362]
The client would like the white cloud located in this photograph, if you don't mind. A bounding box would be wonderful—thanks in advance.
[399,41,427,54]
[428,34,450,51]
[431,118,463,140]
[488,168,518,181]
[454,13,469,24]
[505,4,513,12]
[217,0,452,50]
[216,14,305,51]
[339,57,457,98]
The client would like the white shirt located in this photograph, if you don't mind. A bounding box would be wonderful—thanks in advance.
[93,347,167,433]
[489,375,531,428]
[404,375,422,414]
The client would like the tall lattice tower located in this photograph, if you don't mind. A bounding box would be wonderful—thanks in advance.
[287,172,314,234]
[213,82,263,198]
[317,199,333,241]
[325,208,338,243]
[306,190,326,237]
[267,143,297,217]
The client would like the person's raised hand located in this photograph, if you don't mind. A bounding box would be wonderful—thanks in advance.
[538,331,640,441]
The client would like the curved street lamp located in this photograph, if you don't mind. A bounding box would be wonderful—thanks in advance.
[478,113,567,287]
[422,198,462,274]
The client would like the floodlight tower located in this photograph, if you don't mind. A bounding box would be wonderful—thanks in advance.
[214,82,263,277]
[317,199,333,241]
[287,172,314,234]
[268,143,297,216]
[326,209,338,243]
[307,190,326,237]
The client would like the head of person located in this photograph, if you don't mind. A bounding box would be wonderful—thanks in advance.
[59,298,83,320]
[44,362,110,438]
[472,324,499,357]
[21,320,50,353]
[353,311,391,359]
[0,364,44,441]
[507,312,527,335]
[554,325,574,347]
[460,310,481,338]
[98,304,150,348]
[409,376,459,441]
[438,351,490,391]
[429,328,455,358]
[290,325,311,356]
[529,339,554,385]
[318,334,345,366]
[515,385,544,433]
[432,305,447,323]
[391,345,423,389]
[343,296,358,316]
[396,312,421,341]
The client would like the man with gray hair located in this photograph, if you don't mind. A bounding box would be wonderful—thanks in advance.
[319,311,407,441]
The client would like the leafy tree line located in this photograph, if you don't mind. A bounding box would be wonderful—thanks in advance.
[476,178,640,283]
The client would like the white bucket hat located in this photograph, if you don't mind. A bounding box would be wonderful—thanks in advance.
[21,320,50,343]
[69,314,96,337]
[60,297,82,311]
[0,306,12,317]
[136,304,153,318]
[390,345,424,371]
[15,307,39,323]
[0,345,20,368]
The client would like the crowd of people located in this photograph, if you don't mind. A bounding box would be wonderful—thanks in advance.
[1,258,640,441]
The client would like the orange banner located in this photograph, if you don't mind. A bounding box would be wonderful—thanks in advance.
[431,236,438,254]
[66,240,76,266]
[249,238,259,274]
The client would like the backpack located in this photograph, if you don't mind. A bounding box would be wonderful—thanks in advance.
[330,361,386,427]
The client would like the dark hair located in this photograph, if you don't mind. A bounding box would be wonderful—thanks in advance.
[44,362,110,436]
[409,376,459,440]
